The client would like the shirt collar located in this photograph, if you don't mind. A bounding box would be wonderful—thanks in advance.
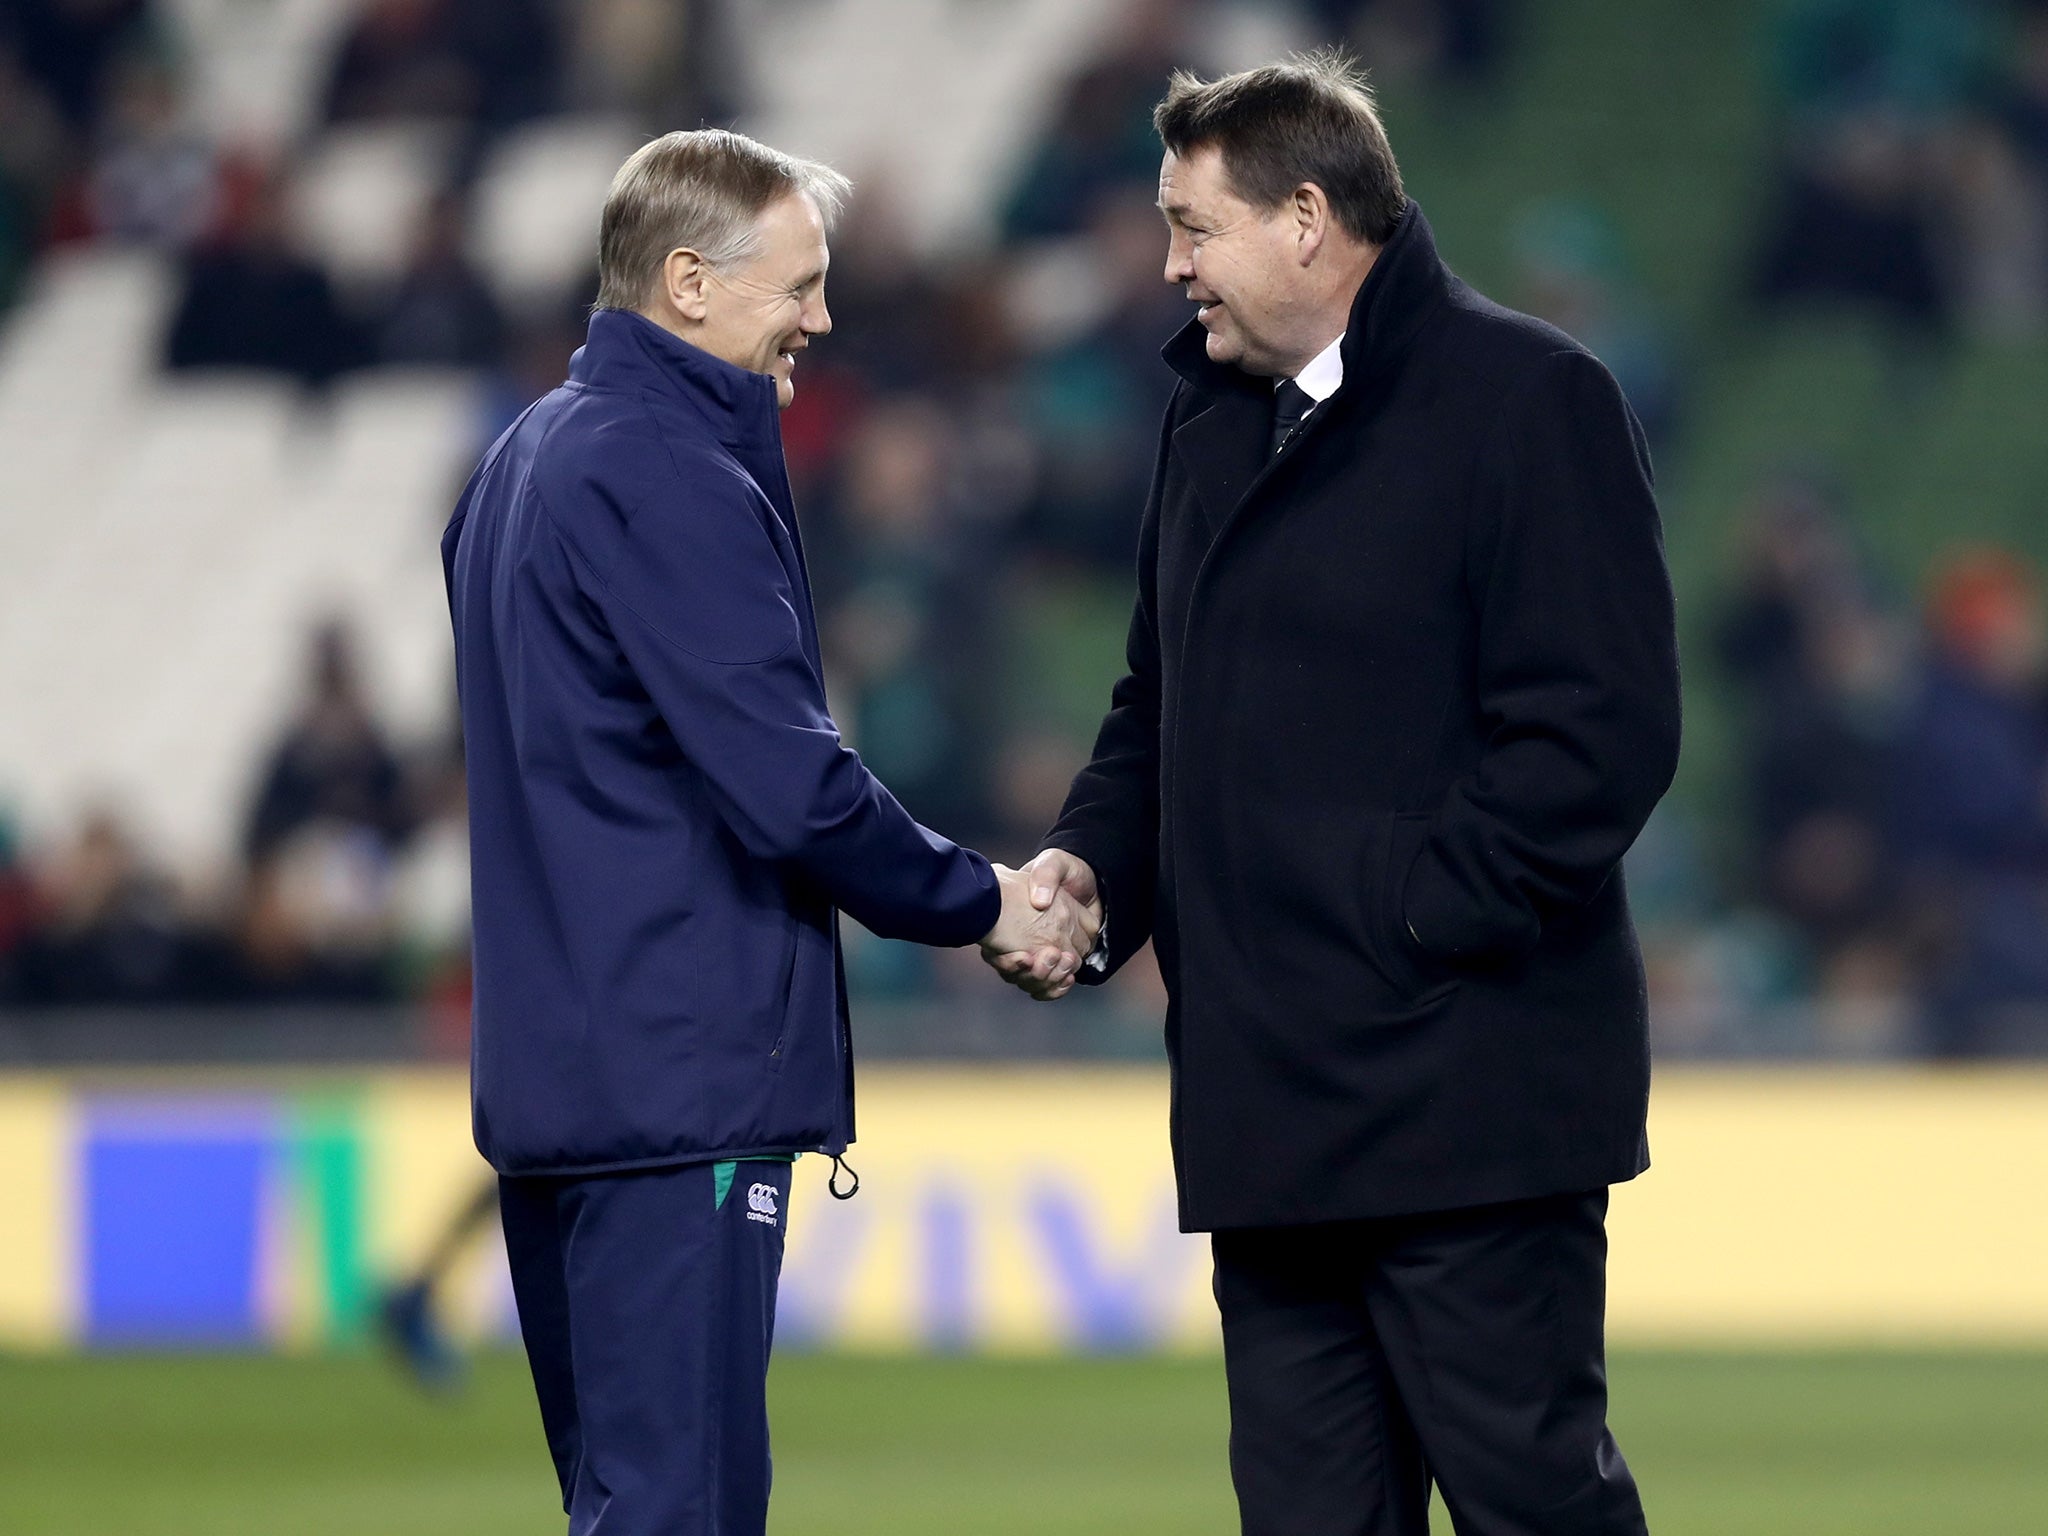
[1287,333,1346,403]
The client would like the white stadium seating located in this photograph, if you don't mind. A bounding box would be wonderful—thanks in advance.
[0,248,476,865]
[0,0,1189,870]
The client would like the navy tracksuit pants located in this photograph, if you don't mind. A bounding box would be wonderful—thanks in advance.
[500,1157,794,1536]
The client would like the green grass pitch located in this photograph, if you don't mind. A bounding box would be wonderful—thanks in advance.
[0,1350,2043,1533]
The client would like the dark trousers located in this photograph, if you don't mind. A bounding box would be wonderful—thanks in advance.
[499,1158,793,1536]
[1212,1189,1646,1536]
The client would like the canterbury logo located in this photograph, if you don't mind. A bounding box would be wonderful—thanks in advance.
[746,1182,779,1226]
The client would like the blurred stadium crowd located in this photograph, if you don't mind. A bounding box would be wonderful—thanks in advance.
[2,0,2048,1060]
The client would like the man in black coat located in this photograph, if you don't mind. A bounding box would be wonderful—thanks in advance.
[988,55,1680,1536]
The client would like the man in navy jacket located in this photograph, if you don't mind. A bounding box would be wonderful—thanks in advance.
[443,129,1095,1536]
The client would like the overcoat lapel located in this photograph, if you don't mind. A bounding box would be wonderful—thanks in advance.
[1172,389,1270,535]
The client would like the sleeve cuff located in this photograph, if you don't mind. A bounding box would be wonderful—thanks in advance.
[1082,915,1110,974]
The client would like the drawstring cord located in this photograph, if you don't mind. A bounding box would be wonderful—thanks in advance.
[828,1154,861,1200]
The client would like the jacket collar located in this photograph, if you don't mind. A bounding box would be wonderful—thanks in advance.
[1161,198,1450,398]
[570,307,783,446]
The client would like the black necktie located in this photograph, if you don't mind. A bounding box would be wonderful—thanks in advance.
[1270,378,1312,457]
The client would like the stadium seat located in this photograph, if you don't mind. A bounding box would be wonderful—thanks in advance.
[747,0,1141,252]
[291,122,459,297]
[468,117,640,311]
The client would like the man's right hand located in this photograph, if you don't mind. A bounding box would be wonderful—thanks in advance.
[980,850,1102,1001]
[980,855,1102,1001]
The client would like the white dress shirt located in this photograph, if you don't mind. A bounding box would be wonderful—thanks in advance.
[1287,332,1346,407]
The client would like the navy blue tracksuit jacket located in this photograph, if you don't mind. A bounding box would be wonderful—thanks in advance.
[443,309,1001,1176]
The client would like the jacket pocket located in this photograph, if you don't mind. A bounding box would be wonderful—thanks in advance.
[1367,813,1458,1006]
[766,915,800,1074]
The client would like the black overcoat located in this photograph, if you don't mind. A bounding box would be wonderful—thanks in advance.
[1047,202,1682,1231]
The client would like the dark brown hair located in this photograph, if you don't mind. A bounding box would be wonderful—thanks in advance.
[1153,50,1406,245]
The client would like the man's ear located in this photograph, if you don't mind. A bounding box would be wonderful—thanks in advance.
[662,247,710,322]
[1293,183,1330,266]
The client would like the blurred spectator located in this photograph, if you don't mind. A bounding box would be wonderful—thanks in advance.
[212,618,430,1005]
[85,51,218,247]
[1939,2,2048,335]
[1312,0,1516,86]
[1773,0,1996,125]
[999,0,1189,241]
[438,0,565,134]
[1893,549,2048,1055]
[9,807,196,1004]
[1752,111,1952,334]
[1015,197,1187,568]
[0,0,162,132]
[0,42,68,308]
[323,0,475,123]
[323,0,563,157]
[922,256,1030,396]
[164,172,359,386]
[1510,200,1681,447]
[1717,472,1887,725]
[218,837,400,1004]
[567,0,747,129]
[1942,111,2048,336]
[1752,0,2038,338]
[0,810,37,999]
[321,0,551,126]
[2011,4,2048,171]
[389,722,472,1051]
[243,620,413,866]
[1715,473,1914,1047]
[811,397,1003,847]
[807,174,946,395]
[369,189,504,367]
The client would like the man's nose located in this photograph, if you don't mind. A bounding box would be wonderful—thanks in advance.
[1163,240,1193,285]
[803,295,831,336]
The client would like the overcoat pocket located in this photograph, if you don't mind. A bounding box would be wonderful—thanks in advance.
[1368,813,1457,1006]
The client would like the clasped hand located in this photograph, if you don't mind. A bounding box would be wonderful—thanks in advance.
[978,849,1101,1002]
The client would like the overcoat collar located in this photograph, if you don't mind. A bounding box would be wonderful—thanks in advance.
[1161,199,1451,533]
[570,307,784,451]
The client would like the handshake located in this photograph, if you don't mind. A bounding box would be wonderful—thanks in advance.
[978,849,1102,1002]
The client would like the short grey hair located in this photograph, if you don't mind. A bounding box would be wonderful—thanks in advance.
[595,128,853,311]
